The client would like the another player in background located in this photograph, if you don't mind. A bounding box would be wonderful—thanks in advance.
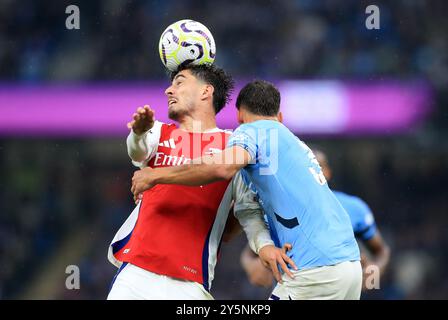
[131,80,362,300]
[240,148,390,292]
[313,148,391,286]
[107,65,293,300]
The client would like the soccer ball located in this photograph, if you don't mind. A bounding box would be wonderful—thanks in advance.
[158,19,216,72]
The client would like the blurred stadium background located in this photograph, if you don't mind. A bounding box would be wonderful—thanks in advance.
[1,0,447,299]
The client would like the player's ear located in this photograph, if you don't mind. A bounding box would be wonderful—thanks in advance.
[202,84,214,101]
[237,109,244,124]
[277,111,283,123]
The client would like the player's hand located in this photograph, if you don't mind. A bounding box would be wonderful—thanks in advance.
[127,105,155,135]
[258,244,298,284]
[131,167,158,203]
[360,252,369,269]
[241,245,274,288]
[360,253,374,291]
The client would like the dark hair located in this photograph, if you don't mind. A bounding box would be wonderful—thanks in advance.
[236,80,280,116]
[170,64,234,114]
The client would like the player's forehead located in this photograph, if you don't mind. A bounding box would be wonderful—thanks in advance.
[172,69,194,82]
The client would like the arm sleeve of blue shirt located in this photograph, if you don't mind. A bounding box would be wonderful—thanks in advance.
[227,125,257,162]
[352,199,377,242]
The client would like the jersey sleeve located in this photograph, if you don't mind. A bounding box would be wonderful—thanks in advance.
[352,198,377,241]
[232,172,273,253]
[126,120,162,168]
[227,125,257,162]
[232,171,261,213]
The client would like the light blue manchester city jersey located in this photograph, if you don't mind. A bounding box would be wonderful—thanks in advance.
[228,120,360,269]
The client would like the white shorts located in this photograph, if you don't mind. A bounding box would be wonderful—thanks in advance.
[269,260,362,300]
[107,263,214,300]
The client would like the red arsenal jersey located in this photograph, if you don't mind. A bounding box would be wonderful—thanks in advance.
[109,122,234,290]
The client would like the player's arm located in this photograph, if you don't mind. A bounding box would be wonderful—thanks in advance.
[361,231,390,276]
[126,105,158,164]
[353,201,391,279]
[232,171,272,255]
[235,208,297,283]
[131,145,251,199]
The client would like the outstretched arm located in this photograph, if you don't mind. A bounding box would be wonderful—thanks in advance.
[131,145,252,200]
[126,105,158,165]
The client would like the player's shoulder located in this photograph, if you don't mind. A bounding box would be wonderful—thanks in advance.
[231,122,265,137]
[236,121,292,140]
[154,120,182,137]
[156,120,177,129]
[147,120,174,132]
[222,128,234,136]
[229,121,287,145]
[333,190,372,215]
[209,127,233,135]
[333,190,362,203]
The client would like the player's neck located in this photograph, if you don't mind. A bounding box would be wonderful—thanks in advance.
[244,114,278,123]
[178,113,217,132]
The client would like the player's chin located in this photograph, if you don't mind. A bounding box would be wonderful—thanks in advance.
[168,107,187,121]
[168,108,178,121]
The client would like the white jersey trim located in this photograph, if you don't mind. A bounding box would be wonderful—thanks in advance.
[127,120,163,168]
[108,201,141,268]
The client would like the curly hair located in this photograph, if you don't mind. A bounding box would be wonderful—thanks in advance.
[170,63,234,114]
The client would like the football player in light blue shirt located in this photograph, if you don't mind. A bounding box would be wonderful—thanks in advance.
[241,148,390,296]
[131,80,362,299]
[313,149,390,280]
